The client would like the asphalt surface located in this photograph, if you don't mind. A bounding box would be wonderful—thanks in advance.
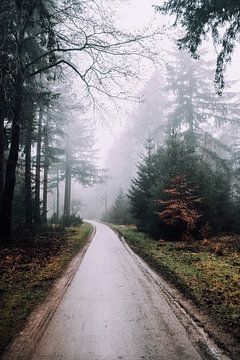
[31,221,203,360]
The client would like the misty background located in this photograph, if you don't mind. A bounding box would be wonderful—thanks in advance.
[45,0,240,222]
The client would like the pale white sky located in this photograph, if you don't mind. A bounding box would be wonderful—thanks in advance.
[116,0,163,28]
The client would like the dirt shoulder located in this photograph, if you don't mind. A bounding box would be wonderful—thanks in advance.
[0,222,94,359]
[112,224,240,360]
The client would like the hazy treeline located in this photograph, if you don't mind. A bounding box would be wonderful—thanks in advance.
[105,48,240,239]
[1,0,240,242]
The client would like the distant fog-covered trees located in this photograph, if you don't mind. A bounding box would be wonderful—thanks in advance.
[102,189,133,225]
[105,47,240,240]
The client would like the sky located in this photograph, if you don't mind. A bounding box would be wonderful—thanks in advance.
[95,0,164,163]
[117,0,163,28]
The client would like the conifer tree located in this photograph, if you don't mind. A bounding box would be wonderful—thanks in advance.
[105,189,132,225]
[129,136,158,232]
[129,133,234,238]
[157,1,240,92]
[62,119,103,221]
[166,49,240,149]
[0,0,161,241]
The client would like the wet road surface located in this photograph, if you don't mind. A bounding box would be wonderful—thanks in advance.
[31,221,203,360]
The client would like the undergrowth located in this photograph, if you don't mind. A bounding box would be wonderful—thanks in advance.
[112,225,240,341]
[0,223,92,356]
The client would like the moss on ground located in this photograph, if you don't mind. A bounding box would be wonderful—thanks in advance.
[0,223,92,356]
[112,225,240,341]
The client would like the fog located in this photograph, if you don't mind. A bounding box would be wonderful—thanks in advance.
[47,0,239,221]
[50,1,240,219]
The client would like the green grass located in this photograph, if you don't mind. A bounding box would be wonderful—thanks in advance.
[0,222,92,356]
[112,225,240,340]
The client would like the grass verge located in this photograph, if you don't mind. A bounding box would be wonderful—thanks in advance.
[0,222,92,356]
[112,225,240,342]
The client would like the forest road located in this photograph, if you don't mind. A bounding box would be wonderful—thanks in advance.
[31,221,205,360]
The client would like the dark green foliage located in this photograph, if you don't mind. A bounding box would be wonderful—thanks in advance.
[128,136,160,235]
[0,0,58,241]
[156,0,240,92]
[57,214,83,227]
[129,133,235,240]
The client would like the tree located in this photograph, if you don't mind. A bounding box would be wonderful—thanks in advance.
[104,189,132,225]
[129,136,158,233]
[0,0,57,241]
[23,83,36,230]
[165,48,240,163]
[129,133,234,239]
[0,0,16,213]
[156,0,240,92]
[62,119,103,220]
[157,174,201,240]
[105,69,168,201]
[0,0,162,241]
[48,165,61,222]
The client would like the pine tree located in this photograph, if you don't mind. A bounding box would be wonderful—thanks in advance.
[0,0,57,241]
[62,118,102,221]
[166,48,240,155]
[157,0,240,92]
[105,189,132,225]
[0,0,159,242]
[129,132,234,239]
[129,136,158,232]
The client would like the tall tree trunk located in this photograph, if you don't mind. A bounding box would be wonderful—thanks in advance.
[56,166,59,221]
[68,169,71,215]
[64,136,71,218]
[0,109,5,214]
[64,165,71,218]
[24,120,33,229]
[34,107,43,228]
[0,7,7,218]
[0,73,23,242]
[42,119,49,225]
[42,163,48,224]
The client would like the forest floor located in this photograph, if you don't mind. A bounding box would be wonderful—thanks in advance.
[0,223,93,357]
[112,225,240,354]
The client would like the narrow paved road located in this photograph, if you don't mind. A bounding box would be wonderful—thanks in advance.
[32,221,203,360]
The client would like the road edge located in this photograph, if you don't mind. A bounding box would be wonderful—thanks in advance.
[2,223,96,360]
[110,225,234,360]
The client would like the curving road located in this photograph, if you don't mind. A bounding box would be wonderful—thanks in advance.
[31,221,203,360]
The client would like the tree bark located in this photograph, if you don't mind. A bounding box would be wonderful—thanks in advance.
[42,163,48,224]
[24,119,33,230]
[0,4,8,216]
[0,73,23,242]
[0,108,5,213]
[42,118,49,224]
[64,165,71,218]
[64,135,71,218]
[56,166,59,221]
[34,107,43,228]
